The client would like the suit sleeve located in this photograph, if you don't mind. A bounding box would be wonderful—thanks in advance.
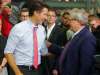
[48,44,63,55]
[79,36,96,75]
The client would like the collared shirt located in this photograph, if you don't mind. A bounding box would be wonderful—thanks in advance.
[72,26,85,39]
[4,19,48,66]
[47,23,55,39]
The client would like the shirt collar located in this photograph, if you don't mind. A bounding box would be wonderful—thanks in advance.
[28,19,39,28]
[72,26,85,39]
[47,23,55,30]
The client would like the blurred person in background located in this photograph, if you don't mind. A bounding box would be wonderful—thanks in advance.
[0,1,8,75]
[0,18,7,75]
[0,1,19,75]
[90,15,100,75]
[60,11,70,30]
[88,15,98,31]
[0,0,17,38]
[90,17,100,75]
[44,8,67,75]
[19,8,29,22]
[60,11,74,41]
[1,0,19,26]
[0,0,12,38]
[9,0,19,25]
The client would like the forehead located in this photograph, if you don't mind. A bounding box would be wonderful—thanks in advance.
[48,11,56,15]
[48,10,55,13]
[21,11,29,13]
[21,12,29,15]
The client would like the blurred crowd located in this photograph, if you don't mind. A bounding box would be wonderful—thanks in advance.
[0,0,100,75]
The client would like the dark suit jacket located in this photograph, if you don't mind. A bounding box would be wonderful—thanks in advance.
[92,26,100,69]
[92,26,100,54]
[49,26,96,75]
[47,24,67,46]
[0,35,7,64]
[46,24,67,70]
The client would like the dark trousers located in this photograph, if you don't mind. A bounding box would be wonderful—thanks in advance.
[0,35,7,60]
[8,65,42,75]
[41,56,49,75]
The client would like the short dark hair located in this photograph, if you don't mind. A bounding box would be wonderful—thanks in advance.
[27,1,49,16]
[20,8,29,15]
[48,8,57,15]
[62,11,70,17]
[20,8,29,13]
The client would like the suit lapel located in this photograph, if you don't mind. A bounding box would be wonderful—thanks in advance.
[60,27,88,65]
[71,26,88,42]
[48,25,58,41]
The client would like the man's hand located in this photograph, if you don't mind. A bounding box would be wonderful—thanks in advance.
[5,53,23,75]
[46,40,52,48]
[52,69,58,75]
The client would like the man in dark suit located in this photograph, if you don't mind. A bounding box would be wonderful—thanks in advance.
[90,18,100,74]
[47,11,96,75]
[42,8,67,75]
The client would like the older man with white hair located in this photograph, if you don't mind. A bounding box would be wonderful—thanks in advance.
[47,11,96,75]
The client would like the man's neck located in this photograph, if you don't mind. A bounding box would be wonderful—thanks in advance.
[47,23,55,29]
[30,16,38,26]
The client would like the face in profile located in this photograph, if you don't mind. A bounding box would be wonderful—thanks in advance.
[62,14,71,27]
[69,19,80,32]
[35,8,48,24]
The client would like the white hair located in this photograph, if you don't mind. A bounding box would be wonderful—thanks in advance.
[70,11,88,24]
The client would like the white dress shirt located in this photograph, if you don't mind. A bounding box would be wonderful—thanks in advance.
[4,19,48,66]
[47,23,55,39]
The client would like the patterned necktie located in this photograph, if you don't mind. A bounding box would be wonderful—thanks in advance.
[33,27,38,69]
